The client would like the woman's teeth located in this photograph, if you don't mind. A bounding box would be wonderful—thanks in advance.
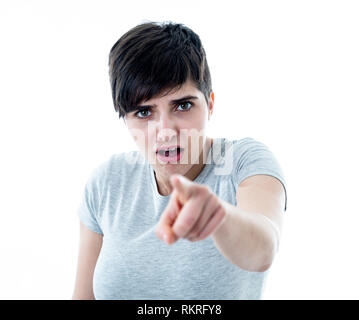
[159,147,179,155]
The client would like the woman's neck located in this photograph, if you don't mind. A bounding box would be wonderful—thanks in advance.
[154,137,213,196]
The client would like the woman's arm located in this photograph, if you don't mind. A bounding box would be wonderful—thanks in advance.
[72,221,103,300]
[212,174,285,272]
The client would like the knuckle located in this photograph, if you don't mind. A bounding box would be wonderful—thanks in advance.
[214,202,223,213]
[184,214,196,227]
[218,205,226,216]
[197,231,208,241]
[175,221,194,236]
[188,234,199,242]
[201,185,211,194]
[195,185,210,197]
[210,195,219,208]
[194,231,202,240]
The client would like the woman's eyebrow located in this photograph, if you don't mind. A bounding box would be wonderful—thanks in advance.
[132,95,199,111]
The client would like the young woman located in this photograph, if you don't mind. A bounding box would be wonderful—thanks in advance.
[72,21,287,300]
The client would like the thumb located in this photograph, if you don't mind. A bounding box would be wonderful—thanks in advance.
[170,174,193,205]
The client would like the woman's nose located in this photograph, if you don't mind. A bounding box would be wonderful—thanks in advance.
[156,113,177,140]
[157,112,177,130]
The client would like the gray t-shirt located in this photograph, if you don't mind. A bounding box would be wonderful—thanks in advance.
[77,136,288,300]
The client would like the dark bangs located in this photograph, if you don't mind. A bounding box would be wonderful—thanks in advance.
[108,21,212,119]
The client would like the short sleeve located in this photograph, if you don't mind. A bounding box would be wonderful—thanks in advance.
[77,161,109,235]
[232,137,288,212]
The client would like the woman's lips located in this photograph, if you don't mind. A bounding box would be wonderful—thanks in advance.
[156,148,184,163]
[155,145,182,153]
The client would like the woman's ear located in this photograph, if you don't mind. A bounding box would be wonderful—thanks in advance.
[208,92,214,120]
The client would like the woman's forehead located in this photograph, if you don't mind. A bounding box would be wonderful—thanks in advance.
[141,81,200,105]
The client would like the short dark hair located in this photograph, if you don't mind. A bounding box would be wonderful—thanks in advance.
[108,21,212,119]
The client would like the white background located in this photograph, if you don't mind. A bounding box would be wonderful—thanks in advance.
[0,0,358,299]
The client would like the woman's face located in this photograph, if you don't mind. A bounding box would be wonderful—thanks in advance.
[124,79,214,178]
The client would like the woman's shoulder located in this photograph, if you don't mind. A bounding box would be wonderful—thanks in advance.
[85,150,145,185]
[103,150,147,178]
[209,136,279,177]
[211,136,263,160]
[224,136,261,147]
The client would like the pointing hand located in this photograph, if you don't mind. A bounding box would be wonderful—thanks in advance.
[155,174,227,245]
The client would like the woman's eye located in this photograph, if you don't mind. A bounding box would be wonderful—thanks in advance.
[135,109,151,119]
[177,101,193,111]
[134,101,193,119]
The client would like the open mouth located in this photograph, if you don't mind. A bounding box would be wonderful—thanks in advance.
[157,147,183,156]
[156,147,184,162]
